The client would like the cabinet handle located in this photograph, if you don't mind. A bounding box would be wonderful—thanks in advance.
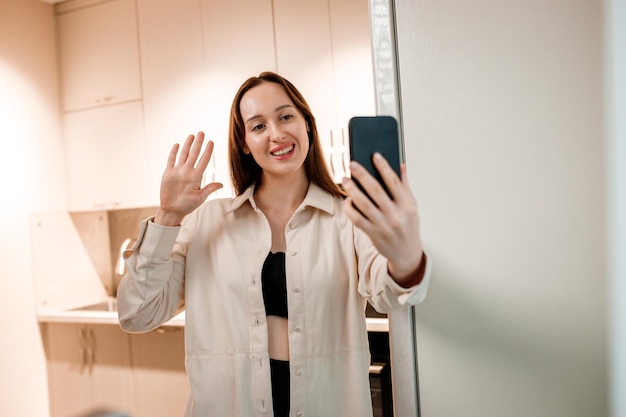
[341,128,348,176]
[86,328,95,376]
[95,96,113,104]
[78,327,86,373]
[329,130,336,178]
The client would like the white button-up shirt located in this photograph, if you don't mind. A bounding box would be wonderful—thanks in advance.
[118,183,431,417]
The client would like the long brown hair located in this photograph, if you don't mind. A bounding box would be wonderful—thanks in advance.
[228,71,346,199]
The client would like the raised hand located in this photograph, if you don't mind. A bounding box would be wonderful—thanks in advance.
[342,153,425,287]
[155,132,223,226]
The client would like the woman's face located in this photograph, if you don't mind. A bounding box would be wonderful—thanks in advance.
[239,82,310,181]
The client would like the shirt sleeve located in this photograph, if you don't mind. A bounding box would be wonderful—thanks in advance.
[117,212,197,333]
[353,225,432,313]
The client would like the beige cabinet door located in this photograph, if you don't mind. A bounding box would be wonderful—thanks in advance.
[63,101,151,210]
[44,323,135,417]
[136,0,210,201]
[130,328,189,417]
[56,0,142,112]
[45,323,91,417]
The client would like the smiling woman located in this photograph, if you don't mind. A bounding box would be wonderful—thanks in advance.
[117,71,431,417]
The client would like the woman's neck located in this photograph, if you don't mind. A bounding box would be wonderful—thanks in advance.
[255,170,309,211]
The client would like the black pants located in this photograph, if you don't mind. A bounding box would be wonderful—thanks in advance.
[270,359,290,417]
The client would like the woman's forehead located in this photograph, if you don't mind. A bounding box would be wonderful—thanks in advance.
[240,82,294,119]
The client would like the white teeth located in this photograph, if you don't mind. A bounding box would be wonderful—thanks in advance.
[272,145,294,156]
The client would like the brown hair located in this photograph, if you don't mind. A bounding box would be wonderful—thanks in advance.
[228,71,346,199]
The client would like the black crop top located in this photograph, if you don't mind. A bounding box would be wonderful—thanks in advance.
[261,251,288,318]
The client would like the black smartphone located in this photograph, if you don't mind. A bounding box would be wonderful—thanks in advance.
[348,115,401,200]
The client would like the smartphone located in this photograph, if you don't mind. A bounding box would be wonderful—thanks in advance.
[348,116,401,200]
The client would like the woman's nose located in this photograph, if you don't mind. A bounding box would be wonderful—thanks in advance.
[268,124,286,141]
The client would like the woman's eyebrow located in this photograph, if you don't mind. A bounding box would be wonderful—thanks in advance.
[245,104,294,124]
[274,104,293,112]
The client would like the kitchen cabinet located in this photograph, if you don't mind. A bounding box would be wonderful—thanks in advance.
[129,328,189,416]
[136,0,211,200]
[56,0,141,112]
[63,101,152,211]
[273,0,376,182]
[56,0,142,112]
[43,323,135,417]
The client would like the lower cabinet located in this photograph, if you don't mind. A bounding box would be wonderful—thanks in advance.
[44,323,135,417]
[43,323,188,417]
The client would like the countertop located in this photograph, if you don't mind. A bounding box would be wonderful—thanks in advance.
[36,301,389,332]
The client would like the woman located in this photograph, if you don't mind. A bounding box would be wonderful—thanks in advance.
[117,71,431,417]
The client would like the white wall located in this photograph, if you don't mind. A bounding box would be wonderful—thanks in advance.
[395,0,607,416]
[0,0,64,416]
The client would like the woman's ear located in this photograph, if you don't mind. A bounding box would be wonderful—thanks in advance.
[243,144,250,155]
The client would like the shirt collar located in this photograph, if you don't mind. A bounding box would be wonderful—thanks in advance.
[227,182,336,215]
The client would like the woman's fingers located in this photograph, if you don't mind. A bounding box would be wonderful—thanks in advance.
[168,132,213,173]
[346,160,392,215]
[166,143,180,169]
[371,152,404,202]
[177,134,195,165]
[343,155,422,268]
[196,138,214,173]
[186,131,205,166]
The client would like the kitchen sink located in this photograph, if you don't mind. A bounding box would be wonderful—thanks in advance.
[70,298,117,312]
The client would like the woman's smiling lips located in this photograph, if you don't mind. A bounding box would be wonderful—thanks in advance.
[271,143,295,158]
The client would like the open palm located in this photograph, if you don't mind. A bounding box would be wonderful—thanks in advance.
[156,132,223,226]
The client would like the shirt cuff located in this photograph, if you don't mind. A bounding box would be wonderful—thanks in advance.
[123,217,181,260]
[387,252,432,306]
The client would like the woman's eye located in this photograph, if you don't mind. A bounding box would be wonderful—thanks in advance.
[280,114,294,121]
[251,123,265,132]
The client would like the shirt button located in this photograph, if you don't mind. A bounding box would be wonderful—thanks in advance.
[289,223,297,229]
[254,317,264,326]
[295,369,303,376]
[294,326,302,333]
[295,411,303,417]
[293,287,301,293]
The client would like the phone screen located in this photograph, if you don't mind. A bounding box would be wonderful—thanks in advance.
[348,116,401,199]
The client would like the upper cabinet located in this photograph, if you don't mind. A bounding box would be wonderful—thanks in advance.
[56,0,142,112]
[63,101,151,211]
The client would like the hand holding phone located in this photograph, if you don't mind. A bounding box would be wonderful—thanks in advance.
[344,116,426,286]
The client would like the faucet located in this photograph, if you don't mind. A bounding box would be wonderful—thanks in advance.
[113,238,133,296]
